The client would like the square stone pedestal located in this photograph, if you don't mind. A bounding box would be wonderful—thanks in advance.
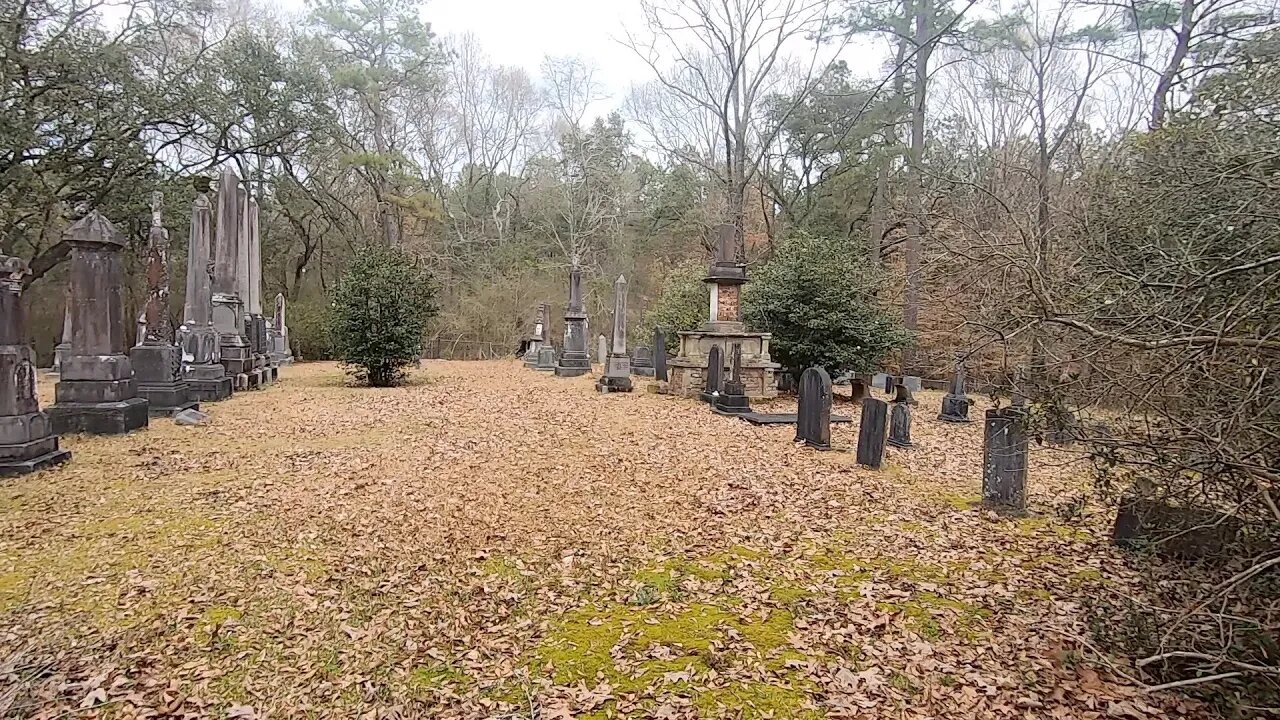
[0,412,71,477]
[48,395,149,435]
[668,329,779,400]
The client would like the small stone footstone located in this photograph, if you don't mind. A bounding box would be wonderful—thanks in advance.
[534,345,556,371]
[698,345,723,403]
[856,397,888,468]
[888,402,912,448]
[1112,496,1243,559]
[982,407,1028,513]
[174,408,210,426]
[794,367,833,450]
[712,343,752,416]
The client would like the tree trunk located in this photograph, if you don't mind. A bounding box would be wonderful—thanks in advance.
[1150,0,1195,130]
[903,0,931,373]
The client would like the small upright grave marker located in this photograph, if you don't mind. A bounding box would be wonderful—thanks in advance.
[938,354,972,422]
[887,381,913,448]
[713,343,752,415]
[795,367,833,450]
[653,329,668,382]
[983,407,1028,513]
[596,275,633,393]
[699,345,723,403]
[856,397,888,469]
[631,346,655,377]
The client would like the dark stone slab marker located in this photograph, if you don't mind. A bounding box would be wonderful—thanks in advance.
[596,275,633,393]
[795,366,833,450]
[888,402,913,448]
[982,407,1028,513]
[713,343,752,415]
[856,397,888,469]
[938,355,972,422]
[698,345,723,403]
[653,329,668,382]
[554,262,591,378]
[739,412,851,425]
[631,345,655,377]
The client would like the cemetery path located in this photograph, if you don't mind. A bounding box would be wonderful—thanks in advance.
[1,362,1207,719]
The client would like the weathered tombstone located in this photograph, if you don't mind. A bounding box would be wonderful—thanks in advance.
[46,212,150,434]
[524,304,548,368]
[631,346,655,377]
[134,309,147,347]
[1112,496,1243,559]
[0,256,72,475]
[596,334,609,367]
[888,402,913,448]
[982,407,1028,513]
[938,354,972,422]
[130,192,199,416]
[595,275,633,393]
[856,397,888,469]
[848,376,868,403]
[653,329,668,382]
[178,182,233,401]
[713,343,752,415]
[241,192,269,387]
[880,374,896,393]
[268,293,294,365]
[554,261,592,377]
[795,367,833,450]
[901,375,922,393]
[871,372,891,392]
[53,288,71,373]
[535,344,557,371]
[211,169,252,390]
[698,345,723,403]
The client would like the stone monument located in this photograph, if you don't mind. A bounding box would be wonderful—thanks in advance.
[239,190,267,388]
[179,181,233,402]
[211,169,252,390]
[653,329,668,382]
[713,343,752,416]
[887,382,913,448]
[631,346,655,377]
[698,344,723,403]
[554,262,591,377]
[524,304,547,368]
[535,344,557,371]
[53,289,71,372]
[795,367,833,450]
[595,275,633,393]
[46,212,150,434]
[667,224,778,399]
[129,192,199,416]
[983,407,1028,513]
[268,293,294,365]
[0,256,72,475]
[596,334,608,367]
[939,354,972,422]
[856,397,888,469]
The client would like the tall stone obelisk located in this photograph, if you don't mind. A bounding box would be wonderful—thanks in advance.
[596,275,633,393]
[180,180,233,401]
[46,212,150,434]
[129,193,198,416]
[554,261,591,378]
[0,255,71,475]
[212,169,252,390]
[245,195,273,385]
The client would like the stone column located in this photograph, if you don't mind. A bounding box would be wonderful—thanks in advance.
[179,185,232,401]
[269,293,293,365]
[596,275,632,393]
[654,329,668,382]
[212,168,251,390]
[524,304,547,368]
[129,193,199,416]
[596,334,608,366]
[554,262,591,377]
[0,256,71,475]
[238,189,265,388]
[246,195,274,384]
[53,287,71,372]
[46,212,150,434]
[702,224,747,332]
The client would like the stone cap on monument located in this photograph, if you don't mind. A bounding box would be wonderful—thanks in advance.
[1,255,29,286]
[64,211,125,249]
[705,223,747,285]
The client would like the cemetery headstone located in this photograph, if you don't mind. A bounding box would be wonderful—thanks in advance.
[856,397,888,469]
[211,169,252,390]
[713,343,752,415]
[596,275,633,392]
[0,255,72,476]
[597,334,608,367]
[795,366,833,450]
[46,212,150,434]
[554,261,592,377]
[848,376,868,403]
[901,375,922,393]
[871,372,891,392]
[983,407,1028,513]
[242,193,270,387]
[698,345,723,403]
[269,293,294,365]
[178,183,233,401]
[130,192,199,416]
[535,344,557,371]
[888,399,913,448]
[653,329,668,382]
[631,346,655,377]
[54,287,71,373]
[938,354,972,422]
[524,303,549,368]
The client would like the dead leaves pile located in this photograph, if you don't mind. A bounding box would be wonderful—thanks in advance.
[0,362,1208,718]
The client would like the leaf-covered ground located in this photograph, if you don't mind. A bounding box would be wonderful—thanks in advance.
[2,361,1208,719]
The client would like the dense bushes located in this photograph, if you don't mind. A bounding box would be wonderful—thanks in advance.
[329,245,437,386]
[638,261,707,354]
[744,234,907,379]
